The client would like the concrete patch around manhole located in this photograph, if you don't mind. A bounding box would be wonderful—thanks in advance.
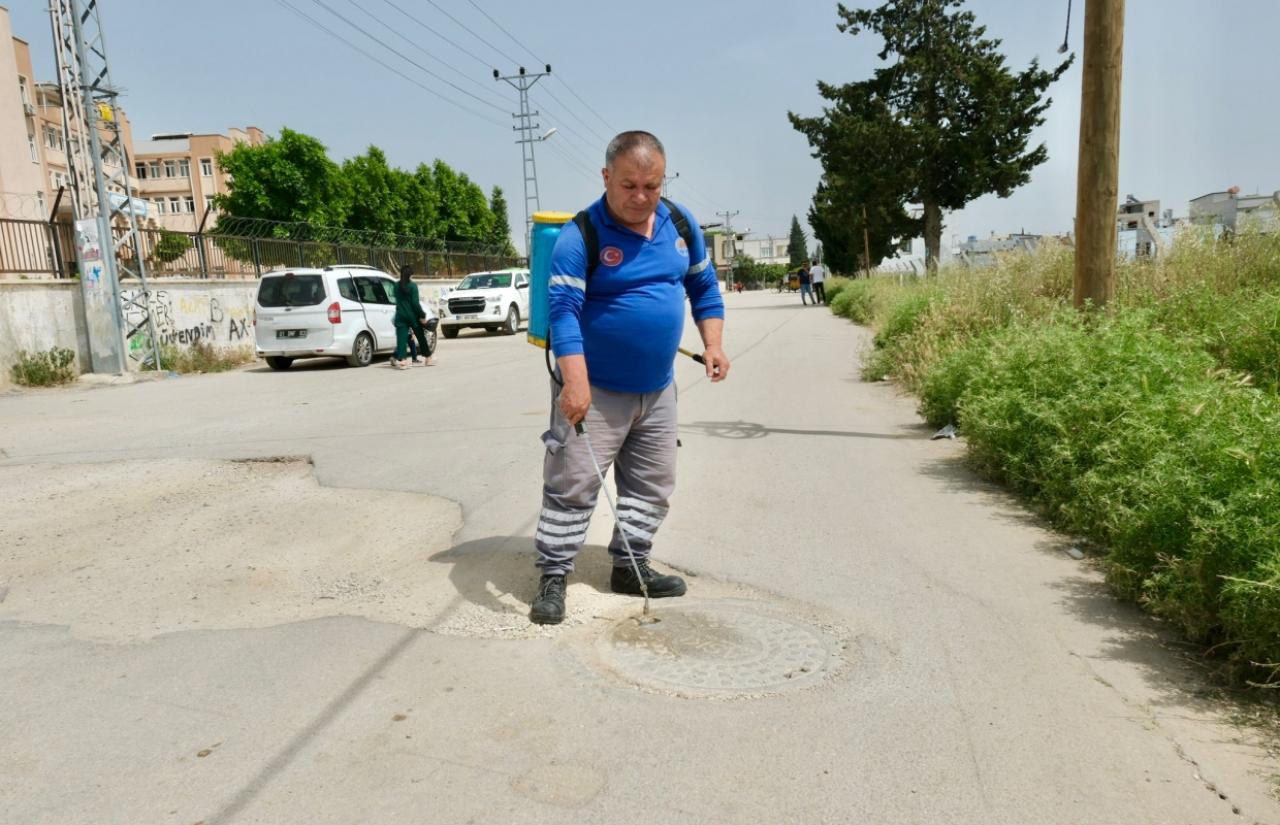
[586,599,847,700]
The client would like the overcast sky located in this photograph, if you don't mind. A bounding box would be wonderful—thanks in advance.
[9,0,1277,251]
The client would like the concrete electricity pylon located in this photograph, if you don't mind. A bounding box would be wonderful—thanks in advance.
[495,65,551,254]
[717,209,740,288]
[49,0,161,373]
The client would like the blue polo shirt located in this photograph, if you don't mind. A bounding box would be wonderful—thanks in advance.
[548,197,724,394]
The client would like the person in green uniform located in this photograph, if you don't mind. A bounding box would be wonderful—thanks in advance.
[393,265,433,369]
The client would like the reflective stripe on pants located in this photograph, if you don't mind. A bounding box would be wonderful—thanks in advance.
[535,379,677,576]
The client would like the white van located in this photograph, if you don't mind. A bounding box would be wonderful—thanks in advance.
[253,266,436,370]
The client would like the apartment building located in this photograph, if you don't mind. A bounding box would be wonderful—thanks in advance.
[0,9,50,219]
[133,127,265,231]
[3,6,139,223]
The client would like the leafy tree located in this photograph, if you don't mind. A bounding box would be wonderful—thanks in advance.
[213,128,350,226]
[787,215,808,266]
[488,186,516,256]
[212,128,510,259]
[342,146,409,237]
[151,229,192,265]
[790,1,1071,271]
[406,163,442,240]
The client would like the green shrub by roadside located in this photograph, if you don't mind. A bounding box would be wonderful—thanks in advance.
[833,230,1280,685]
[828,290,853,319]
[10,348,77,386]
[954,311,1280,677]
[158,342,253,374]
[823,276,852,305]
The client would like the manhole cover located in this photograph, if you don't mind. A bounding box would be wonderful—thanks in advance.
[594,600,840,699]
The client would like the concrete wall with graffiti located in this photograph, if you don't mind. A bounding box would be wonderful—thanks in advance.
[0,277,465,385]
[117,284,256,358]
[0,280,256,385]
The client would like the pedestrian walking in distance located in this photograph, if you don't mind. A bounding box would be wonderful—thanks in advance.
[810,259,828,305]
[530,130,729,625]
[798,261,814,306]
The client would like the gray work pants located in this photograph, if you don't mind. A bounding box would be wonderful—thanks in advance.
[535,379,678,576]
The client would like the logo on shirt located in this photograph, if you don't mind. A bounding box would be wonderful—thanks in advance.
[599,246,624,267]
[674,237,688,253]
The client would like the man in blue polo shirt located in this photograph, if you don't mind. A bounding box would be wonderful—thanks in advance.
[530,131,729,625]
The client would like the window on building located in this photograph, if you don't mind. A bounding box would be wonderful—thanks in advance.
[184,196,195,213]
[155,199,166,215]
[18,76,30,106]
[27,132,38,162]
[168,197,180,213]
[178,159,190,178]
[36,191,45,211]
[200,158,213,177]
[163,160,178,178]
[204,194,214,211]
[135,163,147,179]
[44,127,63,151]
[148,160,160,178]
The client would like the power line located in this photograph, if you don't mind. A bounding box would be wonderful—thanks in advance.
[537,87,612,146]
[378,0,493,72]
[528,97,603,159]
[419,0,520,65]
[554,78,617,138]
[343,0,511,109]
[463,0,616,137]
[541,138,602,185]
[304,0,509,114]
[275,0,507,127]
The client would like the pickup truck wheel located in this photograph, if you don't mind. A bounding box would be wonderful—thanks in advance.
[266,356,293,371]
[503,305,519,335]
[346,332,374,367]
[424,328,438,356]
[442,326,459,339]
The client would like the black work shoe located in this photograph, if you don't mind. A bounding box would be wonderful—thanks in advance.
[610,561,687,598]
[530,574,567,625]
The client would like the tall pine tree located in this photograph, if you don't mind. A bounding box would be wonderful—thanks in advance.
[787,215,809,267]
[790,1,1071,271]
[488,187,516,256]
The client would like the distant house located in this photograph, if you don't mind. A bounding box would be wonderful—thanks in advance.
[1189,188,1280,232]
[956,233,1040,269]
[1116,195,1174,258]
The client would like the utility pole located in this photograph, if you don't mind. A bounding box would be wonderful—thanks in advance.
[50,0,161,373]
[662,171,679,198]
[861,204,872,279]
[495,65,551,256]
[1073,0,1125,310]
[716,209,740,289]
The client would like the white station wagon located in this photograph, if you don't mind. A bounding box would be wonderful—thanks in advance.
[254,265,436,370]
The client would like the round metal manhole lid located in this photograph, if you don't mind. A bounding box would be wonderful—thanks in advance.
[594,600,842,699]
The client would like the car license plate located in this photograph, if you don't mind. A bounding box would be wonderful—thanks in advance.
[459,314,476,320]
[276,329,306,339]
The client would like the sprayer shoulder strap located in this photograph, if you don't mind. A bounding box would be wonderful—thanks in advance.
[574,197,696,282]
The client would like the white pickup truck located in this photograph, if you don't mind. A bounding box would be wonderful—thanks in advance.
[437,267,530,338]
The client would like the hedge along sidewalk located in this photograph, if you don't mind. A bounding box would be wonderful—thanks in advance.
[830,235,1280,687]
[944,311,1280,683]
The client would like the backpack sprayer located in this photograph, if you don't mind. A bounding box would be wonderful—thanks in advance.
[529,211,707,619]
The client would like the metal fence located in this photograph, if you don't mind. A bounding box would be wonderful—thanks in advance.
[0,216,520,279]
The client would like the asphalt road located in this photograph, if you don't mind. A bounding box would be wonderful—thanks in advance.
[1,289,1276,824]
